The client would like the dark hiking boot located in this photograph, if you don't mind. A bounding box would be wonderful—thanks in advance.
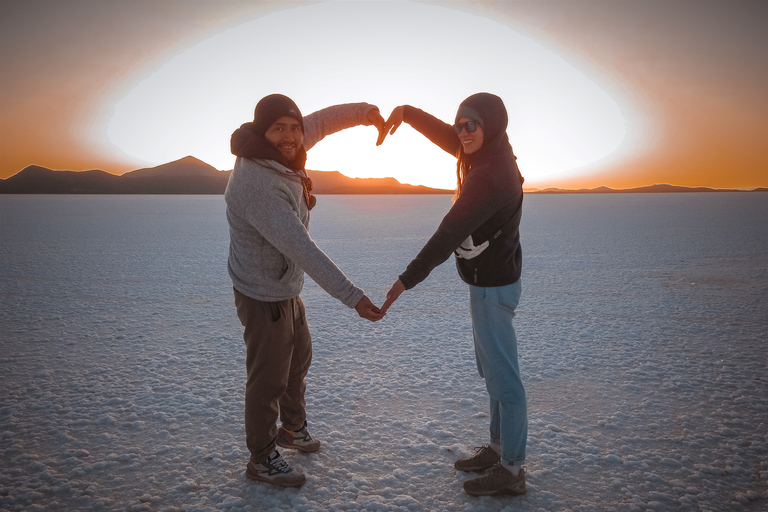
[463,464,526,497]
[454,445,501,472]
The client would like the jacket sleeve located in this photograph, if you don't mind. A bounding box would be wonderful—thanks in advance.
[402,106,460,156]
[303,103,378,150]
[398,172,501,290]
[243,175,364,308]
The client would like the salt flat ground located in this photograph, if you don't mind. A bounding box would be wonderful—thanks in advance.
[1,193,766,512]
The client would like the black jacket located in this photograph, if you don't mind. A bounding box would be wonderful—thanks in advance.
[398,103,523,289]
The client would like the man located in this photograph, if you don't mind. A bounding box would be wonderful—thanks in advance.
[225,94,385,487]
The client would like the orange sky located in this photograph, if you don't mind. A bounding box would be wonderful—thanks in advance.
[1,0,766,190]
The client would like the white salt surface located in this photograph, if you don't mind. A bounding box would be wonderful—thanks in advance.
[1,193,767,512]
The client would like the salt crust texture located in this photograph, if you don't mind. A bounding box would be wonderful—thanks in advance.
[1,193,766,511]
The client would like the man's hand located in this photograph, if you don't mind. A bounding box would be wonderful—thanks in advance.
[381,279,406,314]
[355,294,385,322]
[377,106,405,146]
[366,108,387,146]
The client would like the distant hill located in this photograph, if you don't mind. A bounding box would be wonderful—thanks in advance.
[2,158,763,194]
[304,170,447,194]
[526,184,766,194]
[0,156,452,195]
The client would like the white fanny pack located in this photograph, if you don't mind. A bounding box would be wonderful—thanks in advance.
[455,234,489,260]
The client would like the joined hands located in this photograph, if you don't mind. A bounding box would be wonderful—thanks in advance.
[368,105,405,146]
[354,281,405,321]
[355,295,385,322]
[377,106,405,146]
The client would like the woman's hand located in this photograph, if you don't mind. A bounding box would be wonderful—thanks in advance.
[377,106,405,146]
[381,279,406,314]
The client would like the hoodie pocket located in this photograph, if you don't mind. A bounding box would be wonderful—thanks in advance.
[277,258,300,284]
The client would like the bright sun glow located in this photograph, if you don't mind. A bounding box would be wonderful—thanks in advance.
[101,1,648,189]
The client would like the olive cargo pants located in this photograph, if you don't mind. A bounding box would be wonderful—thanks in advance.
[234,288,312,464]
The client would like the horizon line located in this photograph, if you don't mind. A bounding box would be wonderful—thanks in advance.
[4,159,766,193]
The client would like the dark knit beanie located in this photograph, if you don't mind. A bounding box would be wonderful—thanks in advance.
[230,93,307,171]
[455,93,508,141]
[252,94,304,135]
[454,106,484,129]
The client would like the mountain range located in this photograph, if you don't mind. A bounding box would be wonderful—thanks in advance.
[529,184,767,194]
[0,157,450,195]
[0,156,764,194]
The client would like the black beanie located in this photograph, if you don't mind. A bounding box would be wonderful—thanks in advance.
[252,94,304,135]
[230,93,307,171]
[455,93,508,142]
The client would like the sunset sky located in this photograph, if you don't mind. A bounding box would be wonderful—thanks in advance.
[1,0,766,190]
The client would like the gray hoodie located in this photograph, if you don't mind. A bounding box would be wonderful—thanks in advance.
[225,103,376,308]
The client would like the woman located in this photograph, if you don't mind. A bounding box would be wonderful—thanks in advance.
[379,93,527,497]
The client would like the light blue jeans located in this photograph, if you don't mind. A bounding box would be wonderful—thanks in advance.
[469,280,527,465]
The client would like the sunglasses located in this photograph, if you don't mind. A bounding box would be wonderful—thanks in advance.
[453,121,477,134]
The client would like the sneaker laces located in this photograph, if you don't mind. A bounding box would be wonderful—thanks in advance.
[267,451,292,473]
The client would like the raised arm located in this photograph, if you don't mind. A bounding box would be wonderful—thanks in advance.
[303,103,385,150]
[379,105,460,156]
